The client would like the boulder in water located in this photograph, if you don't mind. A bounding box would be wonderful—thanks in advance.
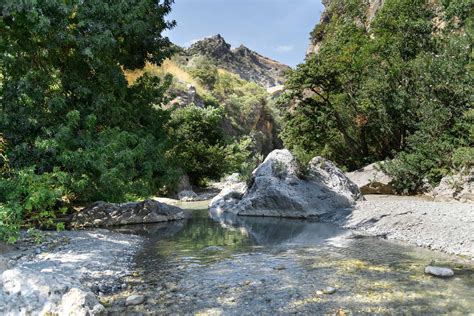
[210,149,362,218]
[72,199,185,228]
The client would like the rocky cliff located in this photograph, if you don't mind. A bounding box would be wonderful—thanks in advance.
[186,34,290,88]
[306,0,385,56]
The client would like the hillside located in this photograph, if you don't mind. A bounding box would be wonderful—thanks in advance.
[281,0,473,193]
[185,34,291,88]
[126,35,285,158]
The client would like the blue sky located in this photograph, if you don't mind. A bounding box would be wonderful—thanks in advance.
[165,0,324,67]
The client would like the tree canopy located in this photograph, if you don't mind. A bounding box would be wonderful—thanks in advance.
[280,0,473,193]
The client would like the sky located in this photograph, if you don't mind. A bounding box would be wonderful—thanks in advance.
[165,0,324,68]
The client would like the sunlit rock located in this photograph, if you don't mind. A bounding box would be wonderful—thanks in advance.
[210,149,362,218]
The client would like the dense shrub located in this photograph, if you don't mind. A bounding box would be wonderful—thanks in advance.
[280,0,473,192]
[0,0,177,241]
[165,105,253,185]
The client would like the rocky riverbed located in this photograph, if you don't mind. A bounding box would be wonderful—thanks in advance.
[106,208,474,314]
[0,229,143,314]
[326,195,474,258]
[1,197,473,314]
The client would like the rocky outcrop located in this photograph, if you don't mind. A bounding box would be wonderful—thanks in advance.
[306,0,385,57]
[430,170,474,203]
[347,162,395,195]
[72,199,185,228]
[210,173,242,191]
[210,149,362,218]
[186,35,290,88]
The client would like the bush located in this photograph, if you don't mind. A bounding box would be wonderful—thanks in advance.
[0,169,68,243]
[165,105,253,185]
[0,1,176,241]
[188,56,219,89]
[280,0,472,192]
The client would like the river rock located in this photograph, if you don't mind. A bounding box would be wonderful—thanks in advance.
[211,173,243,190]
[209,182,248,214]
[125,294,145,306]
[430,169,474,203]
[0,267,103,315]
[346,162,395,194]
[0,256,9,273]
[178,190,199,201]
[424,266,454,277]
[210,149,362,218]
[72,199,185,228]
[322,287,337,294]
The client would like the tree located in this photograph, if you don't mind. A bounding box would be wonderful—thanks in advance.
[280,0,473,191]
[0,0,177,241]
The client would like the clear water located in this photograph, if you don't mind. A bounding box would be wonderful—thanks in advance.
[124,207,474,314]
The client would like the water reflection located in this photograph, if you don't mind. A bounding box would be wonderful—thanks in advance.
[209,209,351,246]
[128,208,474,314]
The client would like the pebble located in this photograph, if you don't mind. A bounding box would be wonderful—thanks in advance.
[322,287,337,294]
[125,294,145,306]
[424,266,454,277]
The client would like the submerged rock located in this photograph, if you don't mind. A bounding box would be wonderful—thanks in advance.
[322,287,337,294]
[72,199,185,228]
[202,246,226,253]
[210,149,362,218]
[347,162,395,195]
[424,266,454,277]
[125,294,145,306]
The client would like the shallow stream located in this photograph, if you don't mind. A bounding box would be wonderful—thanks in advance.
[114,203,474,314]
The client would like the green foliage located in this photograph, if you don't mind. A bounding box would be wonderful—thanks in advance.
[165,105,252,185]
[0,0,177,241]
[0,168,68,243]
[281,0,473,193]
[188,56,219,89]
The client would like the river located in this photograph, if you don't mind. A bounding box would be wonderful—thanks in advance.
[109,202,474,314]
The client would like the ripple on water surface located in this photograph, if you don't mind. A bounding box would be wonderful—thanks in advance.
[125,208,474,314]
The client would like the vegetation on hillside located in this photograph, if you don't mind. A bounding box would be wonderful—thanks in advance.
[128,54,281,179]
[0,0,283,242]
[280,0,473,193]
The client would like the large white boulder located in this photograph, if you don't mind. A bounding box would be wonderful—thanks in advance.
[430,170,474,203]
[346,162,395,195]
[210,150,362,218]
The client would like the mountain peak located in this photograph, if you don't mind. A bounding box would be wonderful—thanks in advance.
[185,35,290,88]
[188,34,231,58]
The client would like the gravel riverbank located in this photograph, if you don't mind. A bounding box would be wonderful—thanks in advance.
[0,230,143,315]
[326,195,474,259]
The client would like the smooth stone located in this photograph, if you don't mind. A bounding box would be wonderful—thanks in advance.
[125,294,145,306]
[202,246,225,253]
[322,287,337,294]
[424,266,454,277]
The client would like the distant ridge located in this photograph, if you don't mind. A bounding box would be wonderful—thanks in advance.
[185,34,290,88]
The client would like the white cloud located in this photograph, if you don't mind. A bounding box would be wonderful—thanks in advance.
[275,45,294,53]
